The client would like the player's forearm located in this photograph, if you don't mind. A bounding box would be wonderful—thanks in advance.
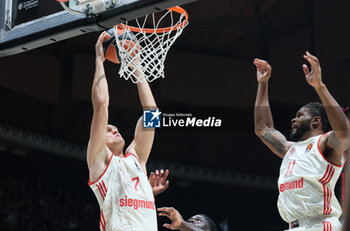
[314,84,350,139]
[254,82,274,134]
[136,72,157,109]
[92,59,109,107]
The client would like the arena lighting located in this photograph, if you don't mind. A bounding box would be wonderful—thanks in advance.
[0,123,277,189]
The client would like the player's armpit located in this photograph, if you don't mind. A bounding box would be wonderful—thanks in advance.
[327,131,341,149]
[87,145,111,183]
[256,128,293,158]
[325,131,350,151]
[321,131,349,165]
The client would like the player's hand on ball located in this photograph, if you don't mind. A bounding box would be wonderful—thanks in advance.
[254,58,271,83]
[95,32,108,62]
[302,51,324,89]
[149,169,169,196]
[158,207,185,230]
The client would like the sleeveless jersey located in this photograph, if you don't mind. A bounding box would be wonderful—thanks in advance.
[277,134,345,223]
[88,153,157,231]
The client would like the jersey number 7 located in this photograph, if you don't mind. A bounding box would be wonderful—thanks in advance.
[132,177,140,191]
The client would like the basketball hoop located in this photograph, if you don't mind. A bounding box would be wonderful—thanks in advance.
[114,6,189,83]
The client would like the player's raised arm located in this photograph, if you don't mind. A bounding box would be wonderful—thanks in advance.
[87,32,111,172]
[127,60,157,166]
[302,51,350,163]
[253,59,293,158]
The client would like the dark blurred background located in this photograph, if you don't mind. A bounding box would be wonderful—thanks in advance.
[0,0,349,230]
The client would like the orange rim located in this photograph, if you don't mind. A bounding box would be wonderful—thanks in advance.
[117,6,188,34]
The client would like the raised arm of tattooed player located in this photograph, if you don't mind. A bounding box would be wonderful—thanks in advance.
[253,58,294,159]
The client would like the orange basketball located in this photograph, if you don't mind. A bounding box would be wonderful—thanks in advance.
[103,27,137,64]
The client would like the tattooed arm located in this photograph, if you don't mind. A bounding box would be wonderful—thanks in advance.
[253,59,293,158]
[258,129,293,158]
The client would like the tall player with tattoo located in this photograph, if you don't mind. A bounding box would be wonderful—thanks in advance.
[87,32,158,231]
[254,52,350,231]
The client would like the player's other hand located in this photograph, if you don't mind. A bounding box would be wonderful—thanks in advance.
[149,169,169,196]
[95,32,108,62]
[253,58,272,83]
[302,51,324,89]
[158,207,185,230]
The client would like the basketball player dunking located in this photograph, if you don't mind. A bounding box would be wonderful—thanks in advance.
[254,52,350,231]
[87,32,158,231]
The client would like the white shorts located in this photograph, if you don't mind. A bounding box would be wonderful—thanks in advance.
[285,217,341,231]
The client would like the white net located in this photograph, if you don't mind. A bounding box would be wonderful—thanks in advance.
[113,7,188,83]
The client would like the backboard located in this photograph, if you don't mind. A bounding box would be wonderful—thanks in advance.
[0,0,195,57]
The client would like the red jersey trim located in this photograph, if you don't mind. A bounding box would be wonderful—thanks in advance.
[322,221,332,231]
[96,183,105,200]
[88,154,114,185]
[100,210,106,231]
[319,165,335,215]
[317,133,345,168]
[125,152,140,161]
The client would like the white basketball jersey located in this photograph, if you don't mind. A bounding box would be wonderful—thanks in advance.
[277,134,345,223]
[88,153,157,231]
